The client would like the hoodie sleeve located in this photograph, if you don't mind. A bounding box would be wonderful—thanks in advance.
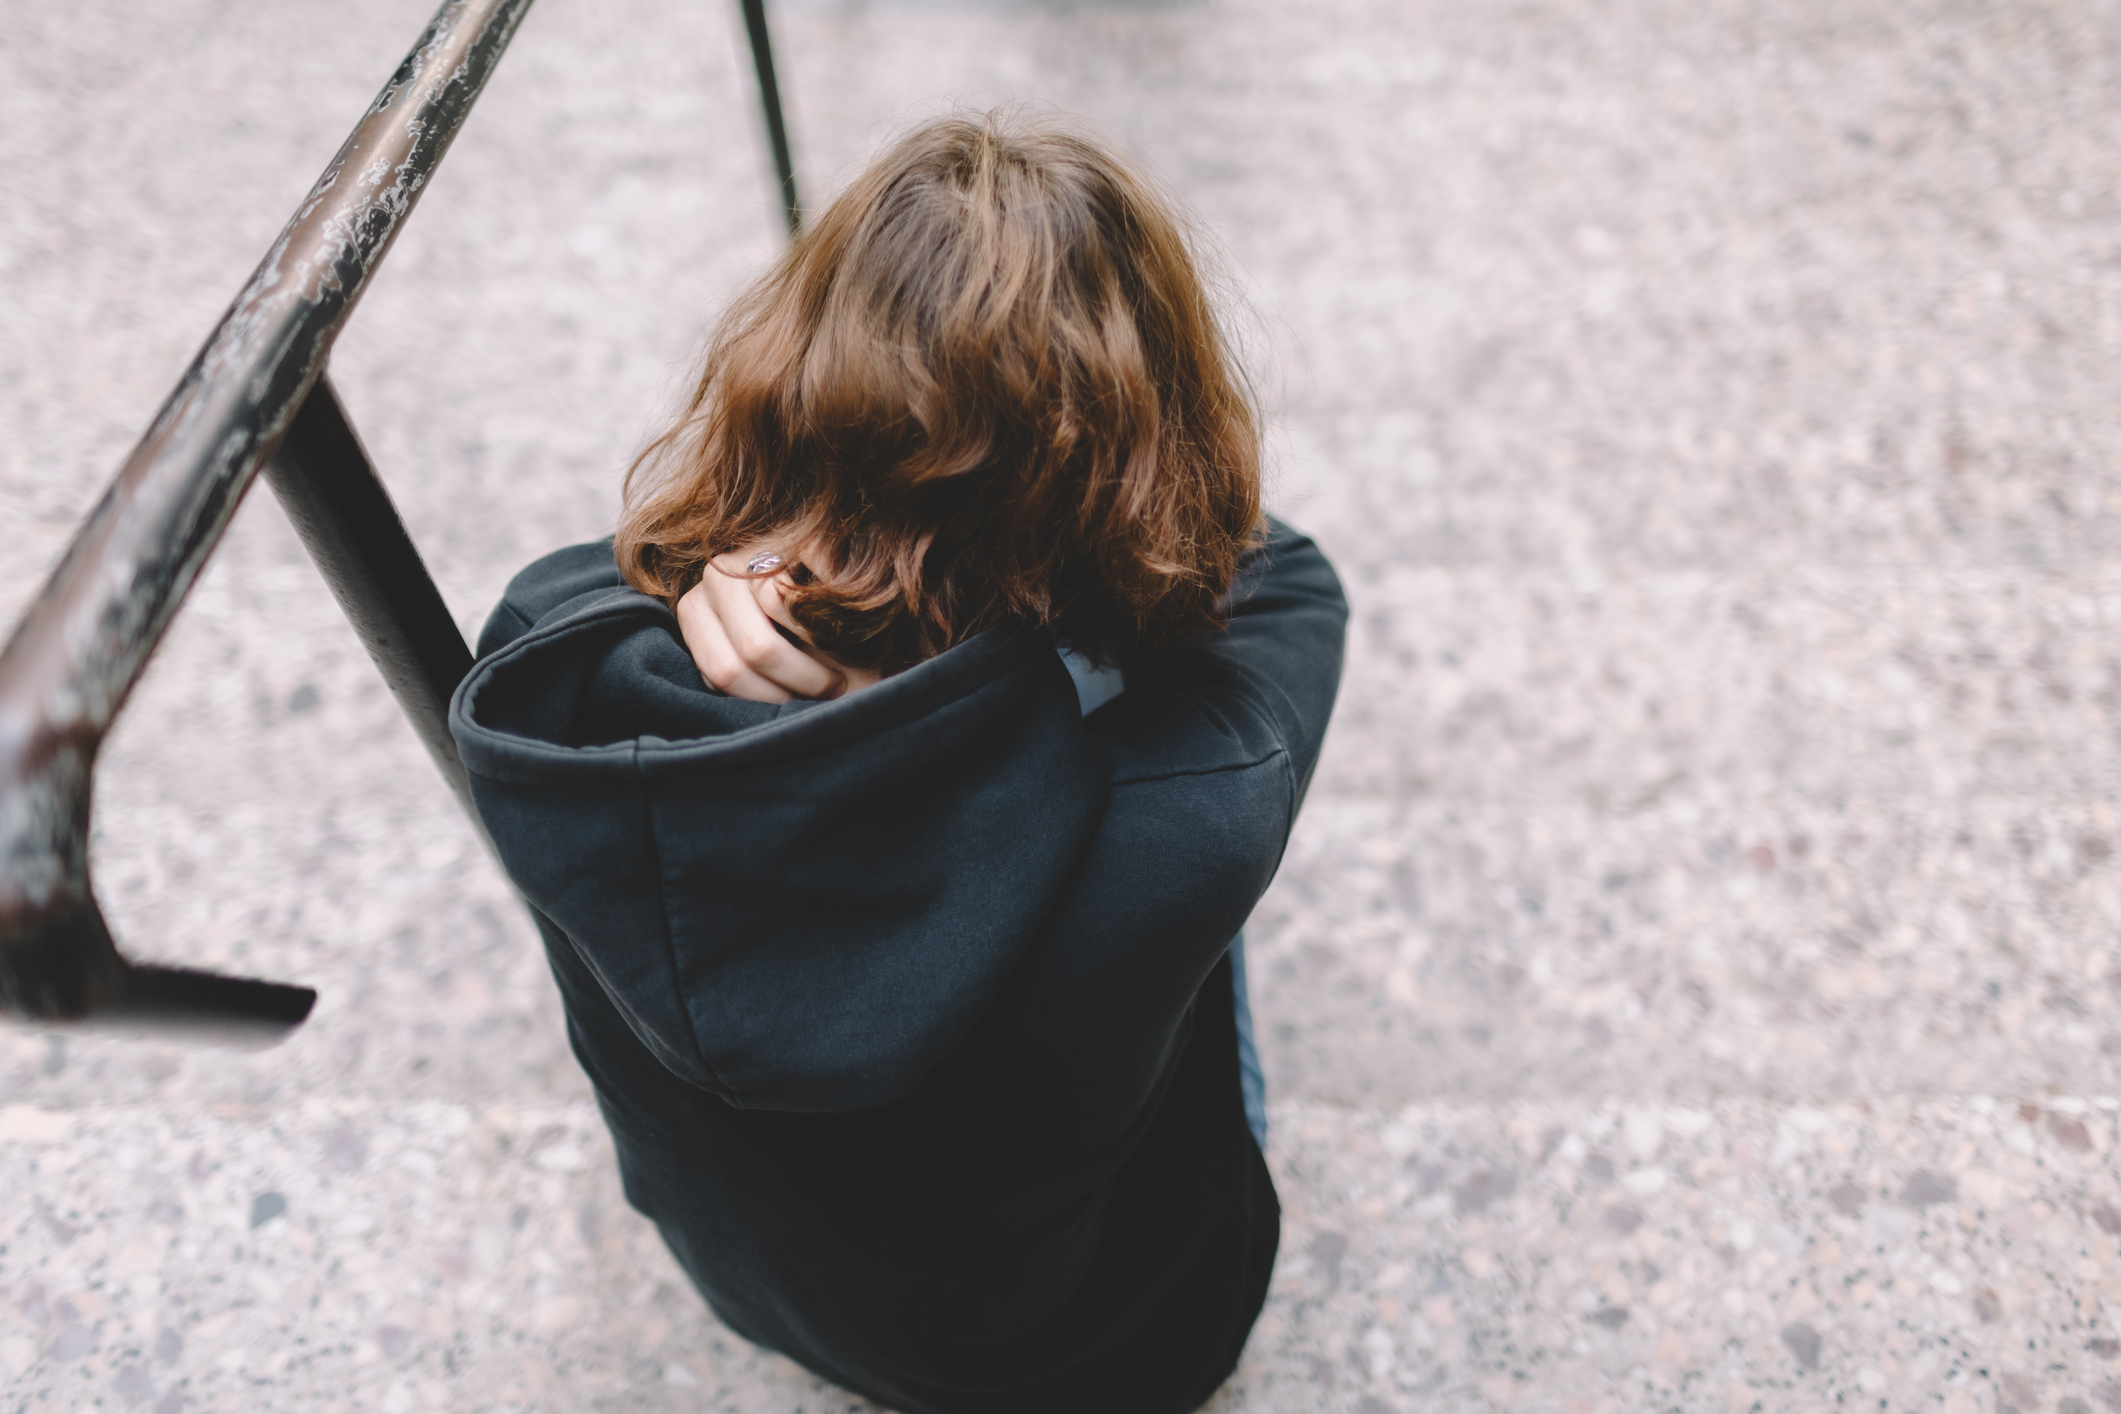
[1103,516,1349,811]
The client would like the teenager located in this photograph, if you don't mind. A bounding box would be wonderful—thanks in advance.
[449,111,1346,1413]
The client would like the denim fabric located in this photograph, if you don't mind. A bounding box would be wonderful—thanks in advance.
[1229,930,1267,1151]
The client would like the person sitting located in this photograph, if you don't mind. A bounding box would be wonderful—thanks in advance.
[449,110,1347,1414]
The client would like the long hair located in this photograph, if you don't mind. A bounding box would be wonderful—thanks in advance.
[615,111,1262,672]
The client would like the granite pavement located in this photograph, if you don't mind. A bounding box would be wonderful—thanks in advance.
[4,0,2121,1409]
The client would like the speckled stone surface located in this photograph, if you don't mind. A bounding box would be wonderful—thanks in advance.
[7,0,2121,1410]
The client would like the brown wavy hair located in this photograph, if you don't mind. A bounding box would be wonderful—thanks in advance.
[615,111,1262,673]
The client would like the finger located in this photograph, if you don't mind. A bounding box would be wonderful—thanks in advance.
[706,556,844,699]
[756,574,809,636]
[677,580,794,702]
[750,575,849,700]
[704,567,839,698]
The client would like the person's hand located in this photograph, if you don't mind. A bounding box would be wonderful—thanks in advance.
[676,552,847,703]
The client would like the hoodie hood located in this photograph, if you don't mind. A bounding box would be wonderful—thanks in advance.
[450,576,1108,1112]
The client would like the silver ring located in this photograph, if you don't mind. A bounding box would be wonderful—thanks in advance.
[745,552,784,575]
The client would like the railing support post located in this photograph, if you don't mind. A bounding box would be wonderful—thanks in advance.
[265,378,481,830]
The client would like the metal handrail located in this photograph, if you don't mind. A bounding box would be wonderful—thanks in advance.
[0,0,801,1041]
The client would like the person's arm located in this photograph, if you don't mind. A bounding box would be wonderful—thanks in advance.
[1115,515,1349,806]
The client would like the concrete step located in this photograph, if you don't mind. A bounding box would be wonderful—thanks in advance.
[1226,1096,2121,1414]
[5,1096,2117,1412]
[1252,798,2121,1108]
[1316,562,2121,808]
[9,0,2121,1411]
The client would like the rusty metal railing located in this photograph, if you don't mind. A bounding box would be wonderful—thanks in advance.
[0,0,801,1042]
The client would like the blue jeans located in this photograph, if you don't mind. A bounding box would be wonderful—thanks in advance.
[1230,931,1267,1151]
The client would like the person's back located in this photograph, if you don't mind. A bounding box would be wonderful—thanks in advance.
[448,112,1347,1414]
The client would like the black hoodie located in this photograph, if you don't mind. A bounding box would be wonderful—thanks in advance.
[449,518,1347,1413]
